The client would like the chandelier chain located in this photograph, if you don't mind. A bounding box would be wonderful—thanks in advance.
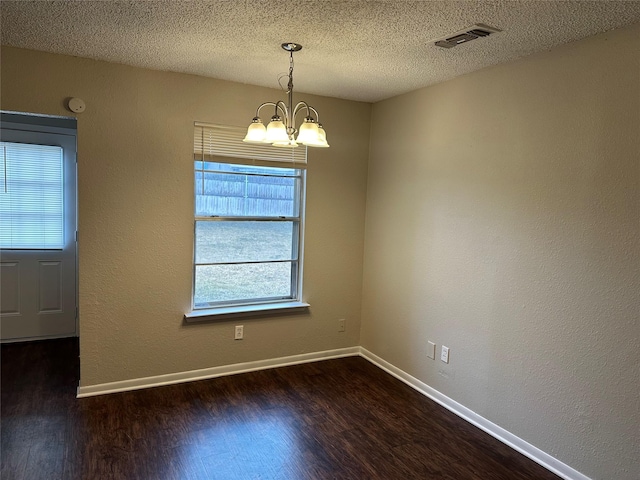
[288,51,294,94]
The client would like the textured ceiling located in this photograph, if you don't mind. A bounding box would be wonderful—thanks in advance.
[2,1,640,102]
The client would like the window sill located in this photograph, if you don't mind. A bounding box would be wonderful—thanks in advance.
[184,301,310,323]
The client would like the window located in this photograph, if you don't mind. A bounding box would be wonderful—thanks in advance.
[190,124,307,315]
[0,142,64,249]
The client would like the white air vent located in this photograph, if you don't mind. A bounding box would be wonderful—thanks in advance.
[434,24,501,49]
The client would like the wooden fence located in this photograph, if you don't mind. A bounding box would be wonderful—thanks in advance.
[195,172,296,217]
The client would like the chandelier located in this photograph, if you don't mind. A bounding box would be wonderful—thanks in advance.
[243,43,329,148]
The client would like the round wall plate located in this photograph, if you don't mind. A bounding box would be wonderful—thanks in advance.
[67,97,86,113]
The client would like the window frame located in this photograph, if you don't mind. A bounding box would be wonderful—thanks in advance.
[191,161,307,311]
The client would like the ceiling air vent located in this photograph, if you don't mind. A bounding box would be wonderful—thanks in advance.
[434,24,501,49]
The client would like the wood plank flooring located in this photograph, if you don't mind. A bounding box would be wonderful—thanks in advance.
[1,338,560,479]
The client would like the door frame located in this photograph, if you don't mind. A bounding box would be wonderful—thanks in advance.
[0,111,78,342]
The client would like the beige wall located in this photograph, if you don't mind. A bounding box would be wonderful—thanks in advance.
[0,46,371,386]
[362,23,640,480]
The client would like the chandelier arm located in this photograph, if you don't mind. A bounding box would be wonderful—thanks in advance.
[307,106,321,124]
[257,101,288,120]
[275,100,289,120]
[293,101,310,118]
[255,102,277,117]
[293,102,321,124]
[274,100,295,137]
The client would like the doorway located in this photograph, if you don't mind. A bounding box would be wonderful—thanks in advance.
[0,113,77,342]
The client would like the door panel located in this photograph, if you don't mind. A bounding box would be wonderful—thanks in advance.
[0,125,77,342]
[0,261,20,315]
[39,260,63,313]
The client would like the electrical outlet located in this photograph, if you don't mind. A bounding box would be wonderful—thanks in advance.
[440,345,449,363]
[427,341,436,359]
[338,319,345,332]
[234,325,244,340]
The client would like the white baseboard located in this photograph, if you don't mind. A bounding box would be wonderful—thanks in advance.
[76,344,589,480]
[77,346,360,398]
[359,348,591,480]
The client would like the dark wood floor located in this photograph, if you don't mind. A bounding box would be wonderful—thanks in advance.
[1,338,560,480]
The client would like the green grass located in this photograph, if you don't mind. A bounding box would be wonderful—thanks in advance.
[194,221,297,306]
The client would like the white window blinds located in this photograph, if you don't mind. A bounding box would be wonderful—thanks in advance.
[0,142,64,249]
[194,123,307,165]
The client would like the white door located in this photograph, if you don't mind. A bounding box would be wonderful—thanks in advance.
[0,123,77,342]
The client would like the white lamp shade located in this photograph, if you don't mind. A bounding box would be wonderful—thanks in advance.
[311,125,330,148]
[243,120,267,143]
[296,119,321,145]
[266,119,289,143]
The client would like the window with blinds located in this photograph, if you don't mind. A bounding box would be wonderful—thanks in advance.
[194,123,307,165]
[0,142,64,249]
[193,124,306,310]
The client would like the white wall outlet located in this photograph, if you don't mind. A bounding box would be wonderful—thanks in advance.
[427,341,436,359]
[441,345,449,363]
[338,319,345,332]
[234,325,244,340]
